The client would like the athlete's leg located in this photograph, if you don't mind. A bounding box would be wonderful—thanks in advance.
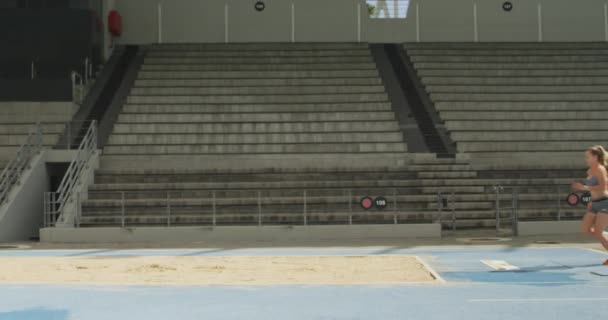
[581,212,596,236]
[592,213,608,250]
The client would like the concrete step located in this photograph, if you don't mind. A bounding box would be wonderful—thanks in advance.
[99,153,410,170]
[134,78,382,87]
[417,69,608,77]
[102,143,408,155]
[86,185,486,199]
[144,56,373,64]
[452,131,608,142]
[411,55,608,63]
[406,48,608,55]
[445,120,608,130]
[0,124,65,135]
[129,85,386,95]
[0,102,74,115]
[137,70,379,79]
[122,102,393,114]
[126,93,389,104]
[441,111,608,120]
[431,92,608,102]
[149,43,369,50]
[0,135,59,146]
[116,112,396,123]
[426,85,608,94]
[415,62,608,70]
[140,63,377,71]
[107,132,404,145]
[0,115,73,124]
[456,141,599,152]
[77,213,416,226]
[403,43,608,49]
[146,50,371,58]
[435,101,608,111]
[88,178,572,192]
[81,193,503,205]
[112,121,401,134]
[421,76,608,86]
[94,170,421,184]
[417,171,477,179]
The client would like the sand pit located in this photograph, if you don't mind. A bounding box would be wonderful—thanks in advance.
[0,255,437,285]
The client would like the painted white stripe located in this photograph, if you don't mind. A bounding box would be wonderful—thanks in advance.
[415,256,446,283]
[291,3,295,43]
[473,3,478,42]
[224,4,229,43]
[537,3,543,42]
[604,3,608,42]
[357,3,361,43]
[470,298,608,303]
[415,3,420,42]
[157,2,163,44]
[481,260,519,271]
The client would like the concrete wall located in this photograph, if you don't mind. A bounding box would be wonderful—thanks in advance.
[40,224,441,243]
[108,0,608,43]
[0,153,48,242]
[0,149,99,242]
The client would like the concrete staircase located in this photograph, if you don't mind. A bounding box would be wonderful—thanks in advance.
[79,154,584,229]
[101,43,408,170]
[404,42,608,164]
[0,102,76,163]
[73,43,588,230]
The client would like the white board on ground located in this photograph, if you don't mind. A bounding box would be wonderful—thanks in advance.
[481,260,520,271]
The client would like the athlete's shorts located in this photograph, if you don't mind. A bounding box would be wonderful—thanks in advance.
[590,197,608,214]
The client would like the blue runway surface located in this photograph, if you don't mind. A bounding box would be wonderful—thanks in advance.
[1,246,608,319]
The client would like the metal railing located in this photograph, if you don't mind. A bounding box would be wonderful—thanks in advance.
[44,121,97,227]
[73,188,437,228]
[71,71,85,105]
[491,185,519,236]
[0,123,43,207]
[436,191,456,231]
[55,120,97,150]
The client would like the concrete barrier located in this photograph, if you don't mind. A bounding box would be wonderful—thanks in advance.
[518,220,580,236]
[40,224,442,243]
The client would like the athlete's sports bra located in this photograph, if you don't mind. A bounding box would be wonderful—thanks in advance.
[584,176,599,186]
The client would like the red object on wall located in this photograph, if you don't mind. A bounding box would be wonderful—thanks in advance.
[108,10,122,37]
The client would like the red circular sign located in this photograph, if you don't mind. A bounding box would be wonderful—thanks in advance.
[567,193,580,206]
[360,197,373,210]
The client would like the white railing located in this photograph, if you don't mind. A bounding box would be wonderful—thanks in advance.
[0,123,43,207]
[44,121,97,227]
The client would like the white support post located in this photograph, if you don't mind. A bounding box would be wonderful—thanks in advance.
[537,3,543,42]
[357,3,361,43]
[416,3,420,42]
[225,3,229,43]
[291,3,295,43]
[604,3,608,41]
[473,3,478,42]
[157,2,163,44]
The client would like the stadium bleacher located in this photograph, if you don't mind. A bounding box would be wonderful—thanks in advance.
[405,42,608,163]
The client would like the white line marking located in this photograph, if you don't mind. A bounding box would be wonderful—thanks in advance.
[415,256,446,283]
[470,298,608,303]
[586,248,608,255]
[481,260,519,271]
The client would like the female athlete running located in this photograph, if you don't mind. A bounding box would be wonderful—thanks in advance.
[573,146,608,259]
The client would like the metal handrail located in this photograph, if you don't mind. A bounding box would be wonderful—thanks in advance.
[71,71,84,105]
[436,191,456,231]
[44,121,97,227]
[74,188,441,229]
[0,123,43,207]
[491,185,519,235]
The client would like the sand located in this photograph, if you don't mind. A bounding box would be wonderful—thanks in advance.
[0,255,436,285]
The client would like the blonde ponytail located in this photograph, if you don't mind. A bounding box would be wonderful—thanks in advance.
[588,145,608,167]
